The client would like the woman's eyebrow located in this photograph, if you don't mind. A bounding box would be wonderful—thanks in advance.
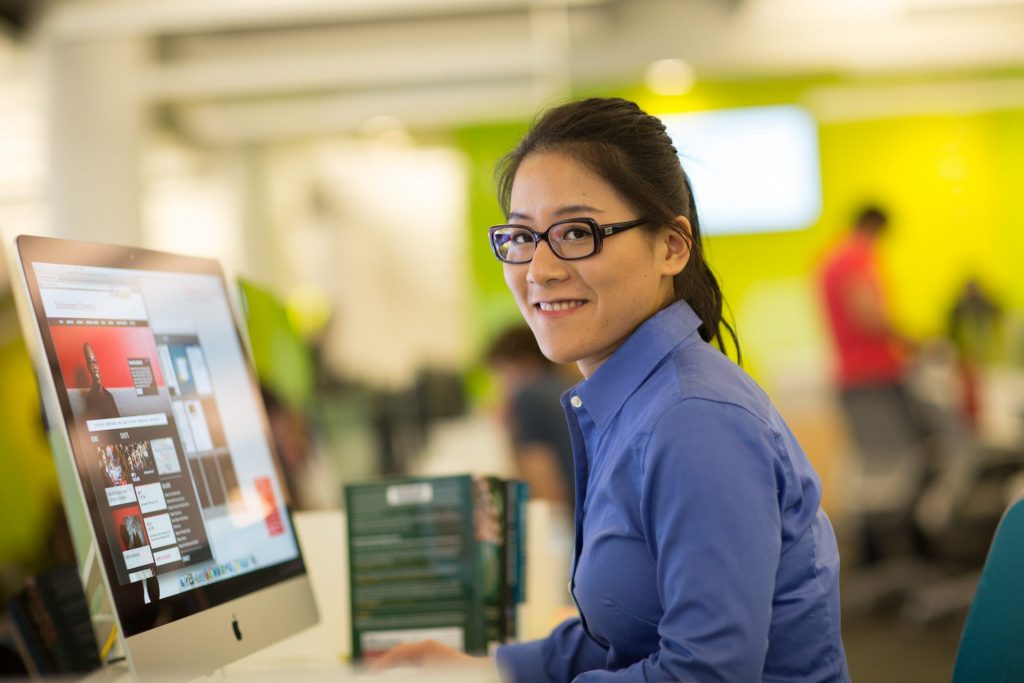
[507,205,604,222]
[554,204,603,217]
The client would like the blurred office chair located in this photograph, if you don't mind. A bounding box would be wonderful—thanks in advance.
[895,343,1024,625]
[838,383,932,607]
[840,361,1020,620]
[951,488,1024,683]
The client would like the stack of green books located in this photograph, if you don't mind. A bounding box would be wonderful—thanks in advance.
[345,475,528,662]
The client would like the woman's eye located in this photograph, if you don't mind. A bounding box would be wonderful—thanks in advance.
[510,231,533,244]
[562,227,591,241]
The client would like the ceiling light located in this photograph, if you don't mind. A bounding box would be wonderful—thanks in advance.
[645,58,696,96]
[360,114,411,145]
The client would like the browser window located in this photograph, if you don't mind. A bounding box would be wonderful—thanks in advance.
[33,261,298,598]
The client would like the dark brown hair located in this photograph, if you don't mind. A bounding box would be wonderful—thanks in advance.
[854,205,888,235]
[486,324,550,367]
[495,97,739,359]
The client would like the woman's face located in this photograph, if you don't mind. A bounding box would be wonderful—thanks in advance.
[504,151,689,378]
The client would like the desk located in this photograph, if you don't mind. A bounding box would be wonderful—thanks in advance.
[79,503,568,682]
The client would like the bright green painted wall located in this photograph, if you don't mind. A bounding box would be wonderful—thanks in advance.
[0,298,59,584]
[815,113,1023,331]
[452,123,530,352]
[455,75,1024,383]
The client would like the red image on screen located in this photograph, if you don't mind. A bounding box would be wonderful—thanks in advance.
[111,504,149,552]
[49,325,165,390]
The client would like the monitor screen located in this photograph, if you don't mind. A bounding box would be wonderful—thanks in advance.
[662,105,823,235]
[15,236,306,640]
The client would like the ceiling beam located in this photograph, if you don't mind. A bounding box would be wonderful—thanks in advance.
[43,0,605,40]
[173,78,539,144]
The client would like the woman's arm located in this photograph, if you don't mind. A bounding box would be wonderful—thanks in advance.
[576,398,785,682]
[496,617,609,682]
[372,617,608,682]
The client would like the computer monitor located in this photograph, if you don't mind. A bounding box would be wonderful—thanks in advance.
[10,235,318,681]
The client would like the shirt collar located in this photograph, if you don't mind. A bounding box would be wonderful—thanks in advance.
[568,299,704,432]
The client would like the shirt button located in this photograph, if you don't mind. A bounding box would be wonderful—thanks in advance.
[570,395,583,409]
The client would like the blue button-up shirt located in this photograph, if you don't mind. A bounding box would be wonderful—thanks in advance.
[496,301,850,682]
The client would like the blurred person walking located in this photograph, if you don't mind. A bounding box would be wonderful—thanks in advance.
[819,206,930,565]
[820,207,913,391]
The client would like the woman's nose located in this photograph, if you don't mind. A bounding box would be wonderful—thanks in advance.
[526,240,569,285]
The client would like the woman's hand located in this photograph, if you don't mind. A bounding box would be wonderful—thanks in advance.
[368,639,490,672]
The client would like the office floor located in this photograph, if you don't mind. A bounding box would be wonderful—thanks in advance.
[841,598,965,682]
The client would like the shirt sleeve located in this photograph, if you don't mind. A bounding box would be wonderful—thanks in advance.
[574,398,785,683]
[496,618,609,682]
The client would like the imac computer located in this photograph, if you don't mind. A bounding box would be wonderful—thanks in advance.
[10,235,319,681]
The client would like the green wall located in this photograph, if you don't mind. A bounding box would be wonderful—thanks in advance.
[0,297,59,589]
[452,123,531,354]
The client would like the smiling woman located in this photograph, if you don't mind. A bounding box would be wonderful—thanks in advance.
[374,97,851,683]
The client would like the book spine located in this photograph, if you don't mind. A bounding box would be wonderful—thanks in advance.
[514,481,528,606]
[500,479,516,643]
[343,483,361,662]
[500,479,529,642]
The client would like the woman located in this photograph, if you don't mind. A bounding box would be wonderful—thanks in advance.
[376,97,850,682]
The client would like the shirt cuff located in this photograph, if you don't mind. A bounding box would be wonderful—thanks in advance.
[495,639,549,683]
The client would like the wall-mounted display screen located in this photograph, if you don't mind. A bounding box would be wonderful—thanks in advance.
[662,105,823,235]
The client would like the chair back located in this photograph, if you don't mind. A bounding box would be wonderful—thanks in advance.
[952,490,1024,682]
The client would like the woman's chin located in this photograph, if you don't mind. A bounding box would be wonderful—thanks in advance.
[536,341,581,366]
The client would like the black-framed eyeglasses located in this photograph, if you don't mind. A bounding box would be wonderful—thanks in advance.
[488,217,648,264]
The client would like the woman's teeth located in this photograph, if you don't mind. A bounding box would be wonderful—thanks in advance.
[538,300,584,312]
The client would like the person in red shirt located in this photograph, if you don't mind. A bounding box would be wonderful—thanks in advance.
[820,206,910,388]
[820,206,930,565]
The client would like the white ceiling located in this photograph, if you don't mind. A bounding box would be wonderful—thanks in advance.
[37,0,1024,143]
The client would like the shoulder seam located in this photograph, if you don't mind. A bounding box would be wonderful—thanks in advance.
[638,395,781,476]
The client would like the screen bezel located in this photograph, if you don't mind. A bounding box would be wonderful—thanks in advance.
[16,234,309,638]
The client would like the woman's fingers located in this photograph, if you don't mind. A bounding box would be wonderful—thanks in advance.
[367,639,483,672]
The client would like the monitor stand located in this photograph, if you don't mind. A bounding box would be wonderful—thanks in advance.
[80,540,124,663]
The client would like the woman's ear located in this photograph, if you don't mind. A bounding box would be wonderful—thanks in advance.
[660,216,692,276]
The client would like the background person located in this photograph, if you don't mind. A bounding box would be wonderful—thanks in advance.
[948,277,1004,431]
[819,206,931,565]
[818,206,913,390]
[486,325,575,516]
[374,97,849,682]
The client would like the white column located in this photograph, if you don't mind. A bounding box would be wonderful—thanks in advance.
[236,144,289,289]
[45,37,147,245]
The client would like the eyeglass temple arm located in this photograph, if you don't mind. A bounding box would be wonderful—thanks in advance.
[601,219,646,237]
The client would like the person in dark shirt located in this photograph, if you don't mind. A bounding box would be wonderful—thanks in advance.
[82,343,119,421]
[487,326,575,511]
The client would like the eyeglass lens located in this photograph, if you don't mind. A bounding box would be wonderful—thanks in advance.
[492,221,596,262]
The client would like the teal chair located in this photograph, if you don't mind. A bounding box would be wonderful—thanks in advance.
[952,489,1024,682]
